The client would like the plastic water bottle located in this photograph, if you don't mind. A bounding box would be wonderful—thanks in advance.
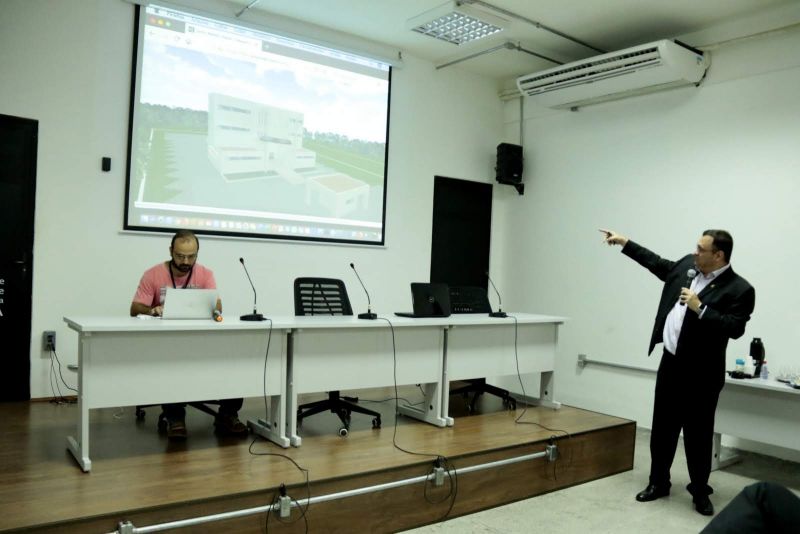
[760,360,769,380]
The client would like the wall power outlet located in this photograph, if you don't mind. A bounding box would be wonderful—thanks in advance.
[43,331,56,351]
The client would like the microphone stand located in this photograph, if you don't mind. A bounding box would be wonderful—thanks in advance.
[486,271,508,318]
[350,263,377,320]
[239,258,265,321]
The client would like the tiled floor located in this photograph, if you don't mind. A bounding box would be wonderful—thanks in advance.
[402,428,800,533]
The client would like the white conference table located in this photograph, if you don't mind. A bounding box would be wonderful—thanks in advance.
[64,313,565,469]
[713,375,800,469]
[284,313,565,445]
[63,316,291,472]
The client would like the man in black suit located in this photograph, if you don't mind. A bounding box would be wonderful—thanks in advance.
[601,229,755,516]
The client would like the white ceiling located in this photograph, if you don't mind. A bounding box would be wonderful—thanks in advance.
[226,0,800,82]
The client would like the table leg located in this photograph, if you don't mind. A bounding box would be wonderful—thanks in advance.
[398,381,448,427]
[67,334,91,472]
[248,331,291,447]
[284,331,302,447]
[711,431,741,471]
[248,393,290,448]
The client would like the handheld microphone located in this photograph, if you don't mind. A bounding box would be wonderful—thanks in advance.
[486,271,507,318]
[239,257,265,321]
[350,262,377,320]
[680,268,698,307]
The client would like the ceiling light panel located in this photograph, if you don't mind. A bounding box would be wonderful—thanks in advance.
[407,1,508,45]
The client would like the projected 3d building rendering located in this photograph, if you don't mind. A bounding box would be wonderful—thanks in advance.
[206,94,369,219]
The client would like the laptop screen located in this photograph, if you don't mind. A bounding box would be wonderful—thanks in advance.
[410,283,451,317]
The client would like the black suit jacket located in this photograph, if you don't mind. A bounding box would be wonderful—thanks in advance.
[622,241,755,380]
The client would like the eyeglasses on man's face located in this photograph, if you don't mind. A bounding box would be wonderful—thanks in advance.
[173,252,197,262]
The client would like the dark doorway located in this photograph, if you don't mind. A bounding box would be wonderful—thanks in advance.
[0,113,38,401]
[430,176,492,288]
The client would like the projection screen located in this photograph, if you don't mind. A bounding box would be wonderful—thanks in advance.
[125,3,392,245]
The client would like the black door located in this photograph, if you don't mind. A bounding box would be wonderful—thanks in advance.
[0,114,38,401]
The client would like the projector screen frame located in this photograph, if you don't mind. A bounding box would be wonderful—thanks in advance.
[124,2,392,246]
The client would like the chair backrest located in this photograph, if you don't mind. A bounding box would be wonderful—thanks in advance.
[294,278,353,316]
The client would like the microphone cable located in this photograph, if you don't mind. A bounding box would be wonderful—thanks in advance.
[506,314,573,479]
[262,318,274,426]
[249,317,311,533]
[377,316,458,520]
[249,438,311,534]
[263,482,309,534]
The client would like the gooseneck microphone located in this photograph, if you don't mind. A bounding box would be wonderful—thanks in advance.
[239,257,265,321]
[486,271,508,318]
[350,262,377,320]
[680,268,698,306]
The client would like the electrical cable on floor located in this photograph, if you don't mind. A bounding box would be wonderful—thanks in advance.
[249,441,311,533]
[263,486,310,534]
[358,395,424,407]
[423,455,459,518]
[49,349,76,404]
[377,316,458,520]
[506,314,573,479]
[248,318,311,533]
[52,349,78,393]
[48,353,62,403]
[261,318,273,426]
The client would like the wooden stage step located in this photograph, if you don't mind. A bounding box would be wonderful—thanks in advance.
[0,388,635,533]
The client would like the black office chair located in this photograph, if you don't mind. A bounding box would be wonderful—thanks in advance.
[294,277,381,436]
[448,286,517,413]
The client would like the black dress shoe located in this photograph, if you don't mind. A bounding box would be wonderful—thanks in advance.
[694,495,714,516]
[636,484,670,502]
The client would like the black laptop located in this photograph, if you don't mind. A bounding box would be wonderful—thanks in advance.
[395,283,451,318]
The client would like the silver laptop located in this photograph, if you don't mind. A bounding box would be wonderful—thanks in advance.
[161,288,218,320]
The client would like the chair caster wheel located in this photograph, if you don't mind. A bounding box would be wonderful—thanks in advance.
[338,427,349,437]
[372,417,381,429]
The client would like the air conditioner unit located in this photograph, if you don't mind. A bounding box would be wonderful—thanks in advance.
[516,40,710,109]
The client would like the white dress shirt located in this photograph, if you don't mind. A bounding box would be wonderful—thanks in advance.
[663,263,731,354]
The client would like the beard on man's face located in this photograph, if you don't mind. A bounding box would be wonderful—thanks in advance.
[172,260,192,272]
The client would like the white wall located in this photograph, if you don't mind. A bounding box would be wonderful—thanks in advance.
[499,26,800,460]
[0,0,504,397]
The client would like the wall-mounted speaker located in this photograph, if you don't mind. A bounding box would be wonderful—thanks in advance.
[495,143,524,194]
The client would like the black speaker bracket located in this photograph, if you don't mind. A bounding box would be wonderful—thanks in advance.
[498,181,524,195]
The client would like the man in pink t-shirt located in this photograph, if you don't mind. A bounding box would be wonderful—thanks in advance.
[130,230,247,441]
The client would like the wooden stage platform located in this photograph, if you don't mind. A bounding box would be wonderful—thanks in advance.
[0,387,635,533]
